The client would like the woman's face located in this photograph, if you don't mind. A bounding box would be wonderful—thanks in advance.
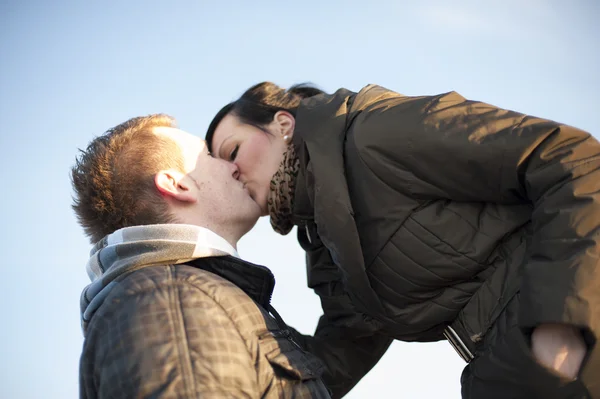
[210,112,294,215]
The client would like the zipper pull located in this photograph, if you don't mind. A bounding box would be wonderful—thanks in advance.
[283,329,304,351]
[305,223,312,244]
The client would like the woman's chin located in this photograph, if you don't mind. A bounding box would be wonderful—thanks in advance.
[254,195,269,216]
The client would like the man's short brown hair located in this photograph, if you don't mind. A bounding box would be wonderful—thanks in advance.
[71,114,185,243]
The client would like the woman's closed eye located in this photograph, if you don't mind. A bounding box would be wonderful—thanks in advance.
[229,144,239,161]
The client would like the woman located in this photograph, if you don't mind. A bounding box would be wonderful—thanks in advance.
[206,82,598,398]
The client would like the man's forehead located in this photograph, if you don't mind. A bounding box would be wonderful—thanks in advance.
[153,126,206,150]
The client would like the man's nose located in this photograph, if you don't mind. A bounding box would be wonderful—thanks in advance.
[229,162,240,180]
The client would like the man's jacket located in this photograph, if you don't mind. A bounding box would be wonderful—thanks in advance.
[79,224,389,398]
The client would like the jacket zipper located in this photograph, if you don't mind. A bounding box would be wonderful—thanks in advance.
[266,304,305,351]
[304,222,312,244]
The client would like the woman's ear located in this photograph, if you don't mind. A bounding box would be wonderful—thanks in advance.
[154,170,197,203]
[273,110,296,141]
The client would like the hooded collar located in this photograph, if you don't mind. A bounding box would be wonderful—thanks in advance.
[80,224,274,332]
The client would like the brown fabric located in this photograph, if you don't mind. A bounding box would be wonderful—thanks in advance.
[460,296,591,399]
[79,261,331,399]
[268,143,300,235]
[290,84,600,397]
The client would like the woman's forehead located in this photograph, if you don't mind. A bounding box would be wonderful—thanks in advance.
[212,114,244,153]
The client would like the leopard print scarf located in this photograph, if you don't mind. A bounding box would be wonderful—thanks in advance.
[268,144,300,235]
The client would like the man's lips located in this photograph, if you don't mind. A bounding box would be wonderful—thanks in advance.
[242,182,253,199]
[238,179,259,205]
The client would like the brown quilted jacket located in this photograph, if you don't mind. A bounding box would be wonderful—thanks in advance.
[291,85,600,395]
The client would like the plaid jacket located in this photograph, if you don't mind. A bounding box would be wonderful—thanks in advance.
[80,256,332,399]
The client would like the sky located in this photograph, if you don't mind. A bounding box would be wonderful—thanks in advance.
[0,1,598,398]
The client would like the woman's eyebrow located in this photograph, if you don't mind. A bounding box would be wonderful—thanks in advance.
[217,135,233,159]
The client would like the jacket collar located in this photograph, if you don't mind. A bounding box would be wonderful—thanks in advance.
[80,224,275,332]
[187,255,275,308]
[291,88,387,318]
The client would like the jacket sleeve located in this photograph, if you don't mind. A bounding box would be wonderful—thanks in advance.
[80,277,259,399]
[351,86,600,343]
[291,228,393,398]
[289,317,392,399]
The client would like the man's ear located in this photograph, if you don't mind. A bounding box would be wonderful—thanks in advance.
[273,110,295,140]
[154,170,197,203]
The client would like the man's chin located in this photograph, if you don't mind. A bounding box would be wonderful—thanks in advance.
[237,213,261,239]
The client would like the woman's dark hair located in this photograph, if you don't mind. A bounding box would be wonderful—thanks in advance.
[206,81,325,151]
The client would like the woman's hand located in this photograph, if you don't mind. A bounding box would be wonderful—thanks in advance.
[531,323,587,379]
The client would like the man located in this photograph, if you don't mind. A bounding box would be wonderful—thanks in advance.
[71,114,391,398]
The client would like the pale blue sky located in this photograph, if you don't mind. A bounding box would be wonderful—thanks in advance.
[1,1,598,398]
